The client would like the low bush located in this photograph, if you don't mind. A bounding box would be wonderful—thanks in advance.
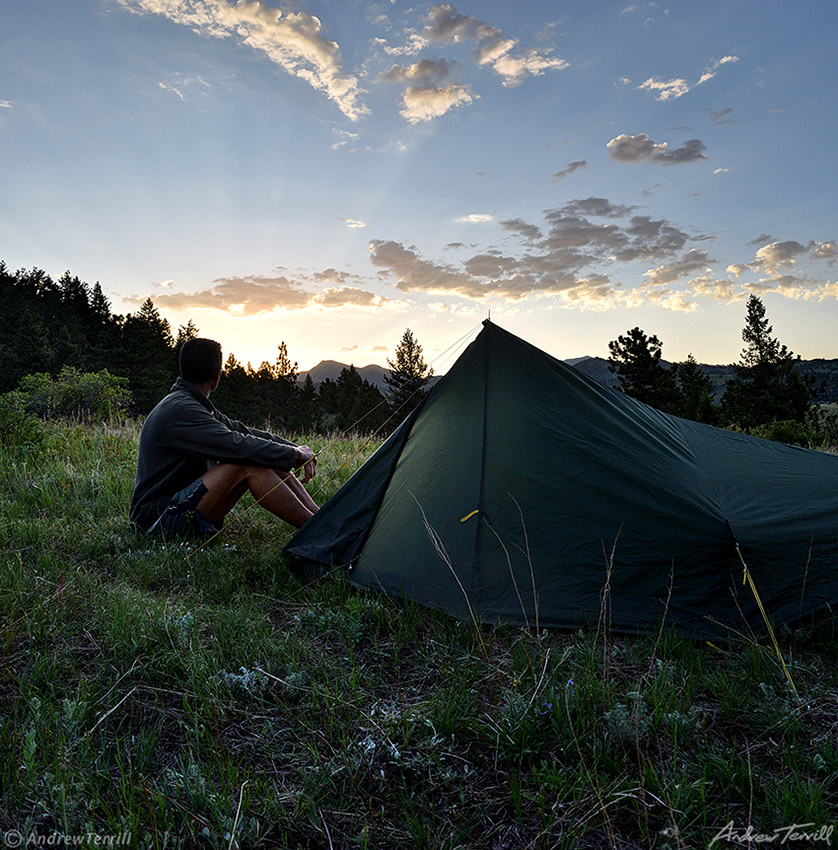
[17,367,132,422]
[0,390,45,447]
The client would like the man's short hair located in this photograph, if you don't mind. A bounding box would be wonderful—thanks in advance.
[180,338,223,384]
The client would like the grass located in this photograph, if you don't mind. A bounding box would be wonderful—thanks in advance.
[1,420,837,848]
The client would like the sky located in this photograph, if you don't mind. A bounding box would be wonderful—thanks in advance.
[2,0,836,372]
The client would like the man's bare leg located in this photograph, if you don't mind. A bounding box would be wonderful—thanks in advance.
[197,464,317,528]
[283,472,319,513]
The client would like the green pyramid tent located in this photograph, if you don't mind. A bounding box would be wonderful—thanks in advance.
[285,321,838,637]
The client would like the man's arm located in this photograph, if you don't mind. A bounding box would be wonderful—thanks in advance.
[215,409,297,447]
[170,402,299,470]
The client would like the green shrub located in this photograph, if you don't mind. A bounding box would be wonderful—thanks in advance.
[747,419,811,446]
[17,367,132,421]
[0,390,44,447]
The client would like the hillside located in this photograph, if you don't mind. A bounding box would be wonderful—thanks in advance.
[300,355,838,403]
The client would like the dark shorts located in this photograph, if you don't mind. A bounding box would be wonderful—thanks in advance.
[148,477,221,538]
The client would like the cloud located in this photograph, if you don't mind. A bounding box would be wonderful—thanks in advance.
[146,274,312,314]
[551,160,587,182]
[0,100,12,109]
[687,272,739,303]
[153,279,175,288]
[116,0,367,120]
[378,57,459,84]
[638,77,689,101]
[713,168,729,174]
[697,55,739,86]
[637,56,739,101]
[312,268,356,285]
[811,241,837,262]
[371,345,388,352]
[369,239,481,296]
[748,233,776,246]
[754,240,807,272]
[370,198,697,301]
[458,214,493,223]
[341,344,359,352]
[607,133,708,165]
[719,237,838,302]
[490,49,569,87]
[314,286,387,307]
[158,82,185,99]
[707,107,735,125]
[643,249,715,285]
[421,3,568,86]
[560,197,634,218]
[342,218,368,229]
[399,83,475,122]
[499,218,543,242]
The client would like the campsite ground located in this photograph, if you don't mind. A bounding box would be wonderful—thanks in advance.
[1,422,836,849]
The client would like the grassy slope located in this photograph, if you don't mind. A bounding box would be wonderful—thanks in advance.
[1,423,836,849]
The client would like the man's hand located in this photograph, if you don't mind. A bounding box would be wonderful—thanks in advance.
[294,445,317,484]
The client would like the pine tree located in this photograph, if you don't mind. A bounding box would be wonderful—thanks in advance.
[384,328,433,425]
[292,374,321,432]
[607,327,682,414]
[174,319,200,354]
[120,298,175,413]
[721,295,810,428]
[676,354,717,424]
[336,365,363,429]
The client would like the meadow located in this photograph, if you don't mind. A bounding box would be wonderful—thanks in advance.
[1,422,836,849]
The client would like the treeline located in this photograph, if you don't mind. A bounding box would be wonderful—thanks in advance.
[0,262,431,434]
[607,295,837,446]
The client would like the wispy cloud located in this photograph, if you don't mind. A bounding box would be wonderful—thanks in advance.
[707,107,735,125]
[116,0,367,120]
[697,55,739,86]
[341,218,368,229]
[637,55,739,101]
[638,77,689,101]
[607,133,708,165]
[458,214,493,223]
[158,82,185,99]
[552,160,587,182]
[0,99,13,109]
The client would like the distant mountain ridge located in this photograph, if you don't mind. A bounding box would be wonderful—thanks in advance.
[297,360,391,392]
[299,356,838,403]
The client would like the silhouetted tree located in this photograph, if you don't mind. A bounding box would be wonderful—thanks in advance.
[721,295,810,428]
[290,374,321,432]
[607,327,682,414]
[336,365,364,430]
[120,298,175,413]
[347,380,390,434]
[385,328,433,425]
[676,354,717,424]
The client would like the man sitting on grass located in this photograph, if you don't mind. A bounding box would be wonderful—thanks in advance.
[130,337,318,537]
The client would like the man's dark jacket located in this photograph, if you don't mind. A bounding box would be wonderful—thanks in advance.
[130,378,298,531]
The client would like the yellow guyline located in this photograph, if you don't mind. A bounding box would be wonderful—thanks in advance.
[735,542,800,702]
[185,325,481,562]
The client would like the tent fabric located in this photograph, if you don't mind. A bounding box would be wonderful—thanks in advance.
[285,321,838,637]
